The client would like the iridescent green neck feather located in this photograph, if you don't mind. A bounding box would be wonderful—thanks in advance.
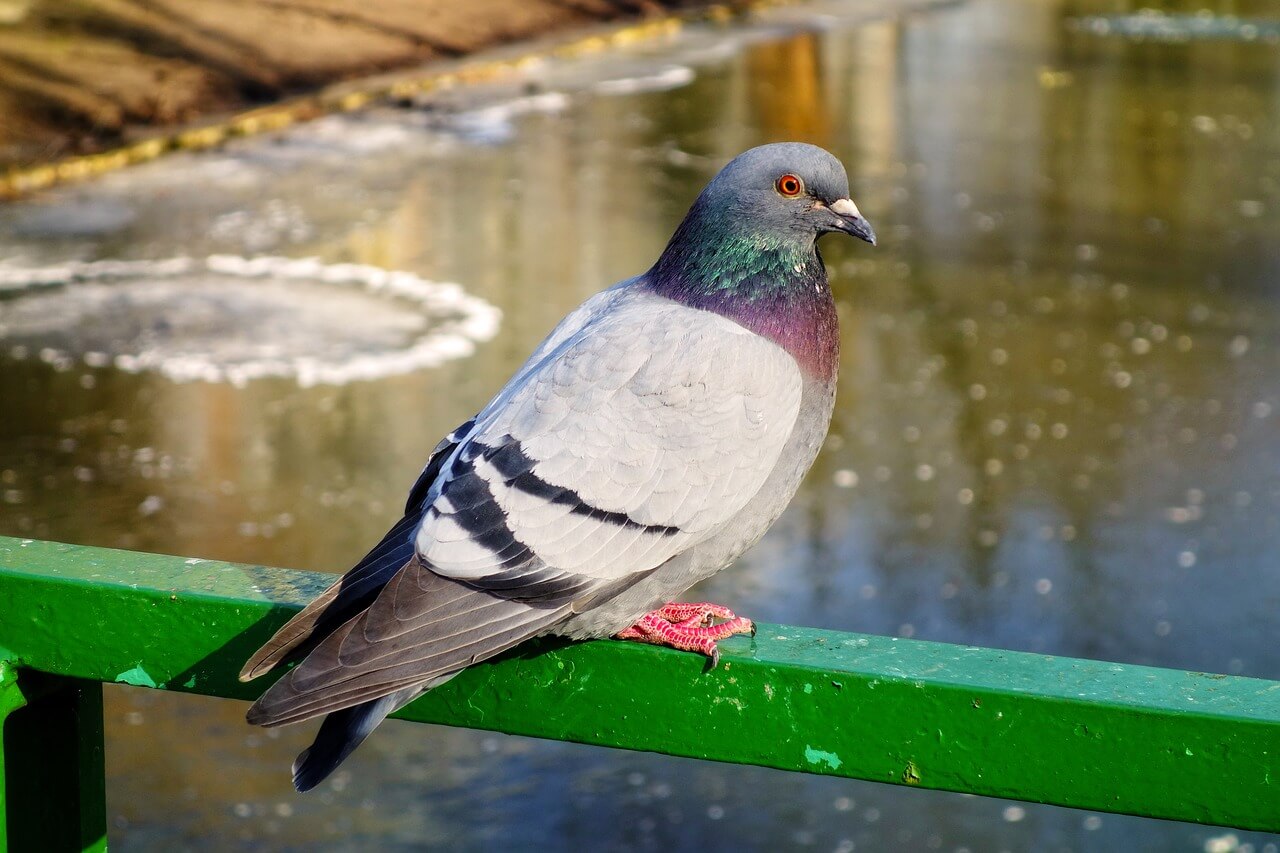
[644,202,839,382]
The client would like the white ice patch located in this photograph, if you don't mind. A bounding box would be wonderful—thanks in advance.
[591,66,695,96]
[0,256,500,387]
[209,200,313,251]
[300,115,419,153]
[445,92,571,144]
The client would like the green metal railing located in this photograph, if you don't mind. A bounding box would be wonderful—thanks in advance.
[2,535,1279,849]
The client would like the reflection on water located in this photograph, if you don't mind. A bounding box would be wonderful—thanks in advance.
[2,0,1279,849]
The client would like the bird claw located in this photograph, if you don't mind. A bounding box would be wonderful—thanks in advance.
[615,602,754,667]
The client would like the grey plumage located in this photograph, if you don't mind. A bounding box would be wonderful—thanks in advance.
[241,142,875,791]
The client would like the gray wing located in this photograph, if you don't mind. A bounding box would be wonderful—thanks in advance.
[246,292,803,726]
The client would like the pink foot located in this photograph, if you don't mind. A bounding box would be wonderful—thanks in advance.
[616,602,754,668]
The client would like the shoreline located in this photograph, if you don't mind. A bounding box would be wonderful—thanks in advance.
[0,0,759,199]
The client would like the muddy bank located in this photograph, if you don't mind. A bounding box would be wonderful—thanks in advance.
[0,0,699,171]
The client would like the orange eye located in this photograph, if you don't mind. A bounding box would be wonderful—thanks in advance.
[776,174,804,197]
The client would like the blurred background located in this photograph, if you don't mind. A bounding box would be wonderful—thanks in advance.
[1,0,1279,849]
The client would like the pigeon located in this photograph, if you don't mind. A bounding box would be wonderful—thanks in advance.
[240,142,876,792]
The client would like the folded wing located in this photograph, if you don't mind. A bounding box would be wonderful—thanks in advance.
[246,295,803,726]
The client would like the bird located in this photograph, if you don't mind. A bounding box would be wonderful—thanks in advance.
[240,142,876,792]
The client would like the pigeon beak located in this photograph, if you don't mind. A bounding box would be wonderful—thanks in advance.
[828,198,877,246]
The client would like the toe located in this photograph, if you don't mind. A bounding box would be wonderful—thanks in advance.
[705,616,754,641]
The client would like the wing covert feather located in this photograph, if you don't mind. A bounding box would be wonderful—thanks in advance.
[418,295,803,588]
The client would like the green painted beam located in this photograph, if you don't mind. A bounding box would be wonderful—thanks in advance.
[1,535,1278,831]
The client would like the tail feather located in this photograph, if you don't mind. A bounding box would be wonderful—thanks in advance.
[291,685,421,792]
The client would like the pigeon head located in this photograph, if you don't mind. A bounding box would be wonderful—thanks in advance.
[646,143,873,380]
[690,143,876,246]
[649,143,875,298]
